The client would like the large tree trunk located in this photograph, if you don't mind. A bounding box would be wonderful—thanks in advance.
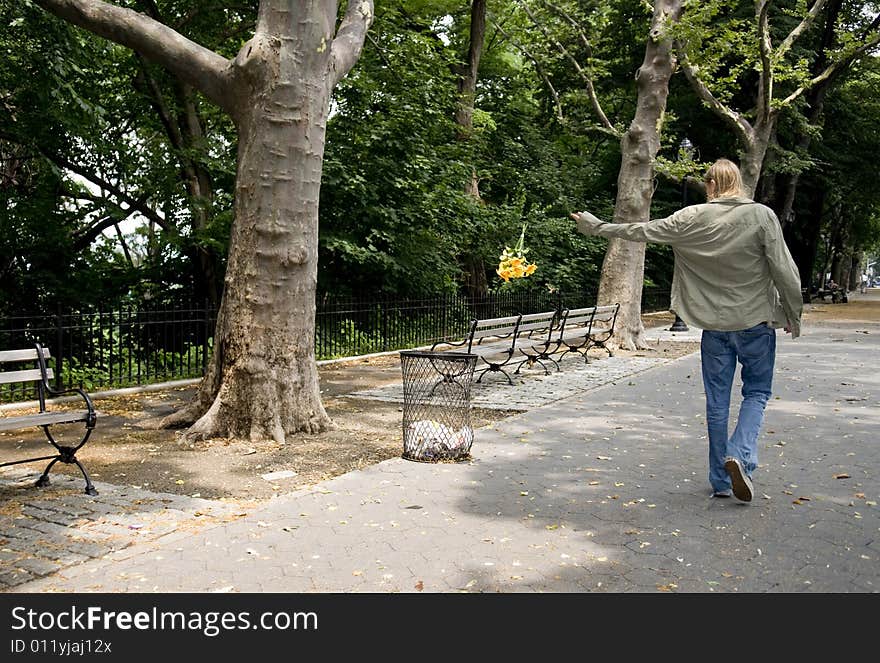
[597,0,683,350]
[739,116,775,198]
[34,0,374,444]
[167,78,334,440]
[456,0,488,294]
[786,184,826,288]
[455,0,486,139]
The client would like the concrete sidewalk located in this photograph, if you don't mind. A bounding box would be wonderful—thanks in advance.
[4,314,878,593]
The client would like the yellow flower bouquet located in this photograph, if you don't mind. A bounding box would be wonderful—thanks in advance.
[497,224,537,282]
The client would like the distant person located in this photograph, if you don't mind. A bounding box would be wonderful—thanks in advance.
[861,273,869,294]
[570,158,803,503]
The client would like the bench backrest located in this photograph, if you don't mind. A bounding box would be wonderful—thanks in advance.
[469,314,521,348]
[590,304,620,328]
[563,306,598,331]
[516,310,558,337]
[0,346,53,386]
[0,345,53,408]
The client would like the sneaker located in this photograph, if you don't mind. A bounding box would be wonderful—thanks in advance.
[724,457,753,502]
[712,489,733,498]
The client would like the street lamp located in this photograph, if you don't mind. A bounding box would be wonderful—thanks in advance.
[669,138,693,333]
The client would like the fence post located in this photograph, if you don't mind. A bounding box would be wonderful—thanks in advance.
[203,299,210,375]
[381,301,389,352]
[54,302,64,391]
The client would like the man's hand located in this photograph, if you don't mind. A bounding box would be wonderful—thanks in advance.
[571,210,605,235]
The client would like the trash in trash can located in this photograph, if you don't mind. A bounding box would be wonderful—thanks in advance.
[400,350,477,462]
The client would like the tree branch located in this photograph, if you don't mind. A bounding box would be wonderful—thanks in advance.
[34,0,235,115]
[776,0,828,62]
[756,0,772,121]
[490,16,563,122]
[778,29,880,108]
[42,150,175,235]
[330,0,375,87]
[678,52,753,146]
[517,0,618,136]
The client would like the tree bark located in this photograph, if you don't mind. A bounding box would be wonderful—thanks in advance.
[597,0,683,350]
[455,0,486,138]
[455,0,488,294]
[37,0,374,443]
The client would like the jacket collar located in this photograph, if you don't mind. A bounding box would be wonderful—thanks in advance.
[710,196,755,205]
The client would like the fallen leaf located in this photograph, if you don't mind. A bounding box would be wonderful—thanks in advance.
[597,455,612,461]
[855,493,865,499]
[588,481,600,486]
[415,580,424,591]
[833,473,850,479]
[657,583,677,592]
[520,491,529,496]
[614,482,625,487]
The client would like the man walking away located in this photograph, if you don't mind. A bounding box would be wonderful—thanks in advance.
[571,158,803,503]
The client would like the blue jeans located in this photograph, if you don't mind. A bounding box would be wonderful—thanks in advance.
[700,323,776,492]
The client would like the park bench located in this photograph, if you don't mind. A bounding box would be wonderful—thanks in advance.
[0,344,98,495]
[431,310,565,384]
[806,284,848,304]
[555,303,620,363]
[513,309,568,375]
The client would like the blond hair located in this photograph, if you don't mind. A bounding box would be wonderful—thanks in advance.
[704,158,745,199]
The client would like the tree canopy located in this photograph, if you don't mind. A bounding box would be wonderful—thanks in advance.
[3,0,879,310]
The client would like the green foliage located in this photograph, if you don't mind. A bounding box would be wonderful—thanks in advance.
[6,0,878,321]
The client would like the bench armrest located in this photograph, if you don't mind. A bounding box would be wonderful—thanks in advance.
[42,384,97,428]
[430,338,469,352]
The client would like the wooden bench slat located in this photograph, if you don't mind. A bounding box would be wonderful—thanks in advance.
[0,410,91,431]
[0,368,54,385]
[0,348,51,364]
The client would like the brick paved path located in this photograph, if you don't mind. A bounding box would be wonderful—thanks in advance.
[3,320,877,593]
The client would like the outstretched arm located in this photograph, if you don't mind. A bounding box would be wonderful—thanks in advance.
[570,211,683,245]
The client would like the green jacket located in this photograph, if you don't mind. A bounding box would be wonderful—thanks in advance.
[576,196,803,338]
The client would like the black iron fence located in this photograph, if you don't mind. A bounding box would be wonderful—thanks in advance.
[1,288,670,400]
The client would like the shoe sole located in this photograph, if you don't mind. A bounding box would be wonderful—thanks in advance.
[724,458,753,502]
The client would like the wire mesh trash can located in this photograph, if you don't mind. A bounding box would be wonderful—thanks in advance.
[400,350,477,462]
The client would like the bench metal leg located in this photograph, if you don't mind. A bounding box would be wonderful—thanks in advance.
[36,453,98,496]
[38,426,99,496]
[558,345,590,364]
[476,363,515,385]
[591,341,613,357]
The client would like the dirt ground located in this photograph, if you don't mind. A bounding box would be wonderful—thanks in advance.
[1,300,876,502]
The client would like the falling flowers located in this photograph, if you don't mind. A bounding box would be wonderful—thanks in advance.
[497,223,538,282]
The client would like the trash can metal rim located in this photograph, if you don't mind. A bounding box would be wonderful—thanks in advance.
[399,350,477,360]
